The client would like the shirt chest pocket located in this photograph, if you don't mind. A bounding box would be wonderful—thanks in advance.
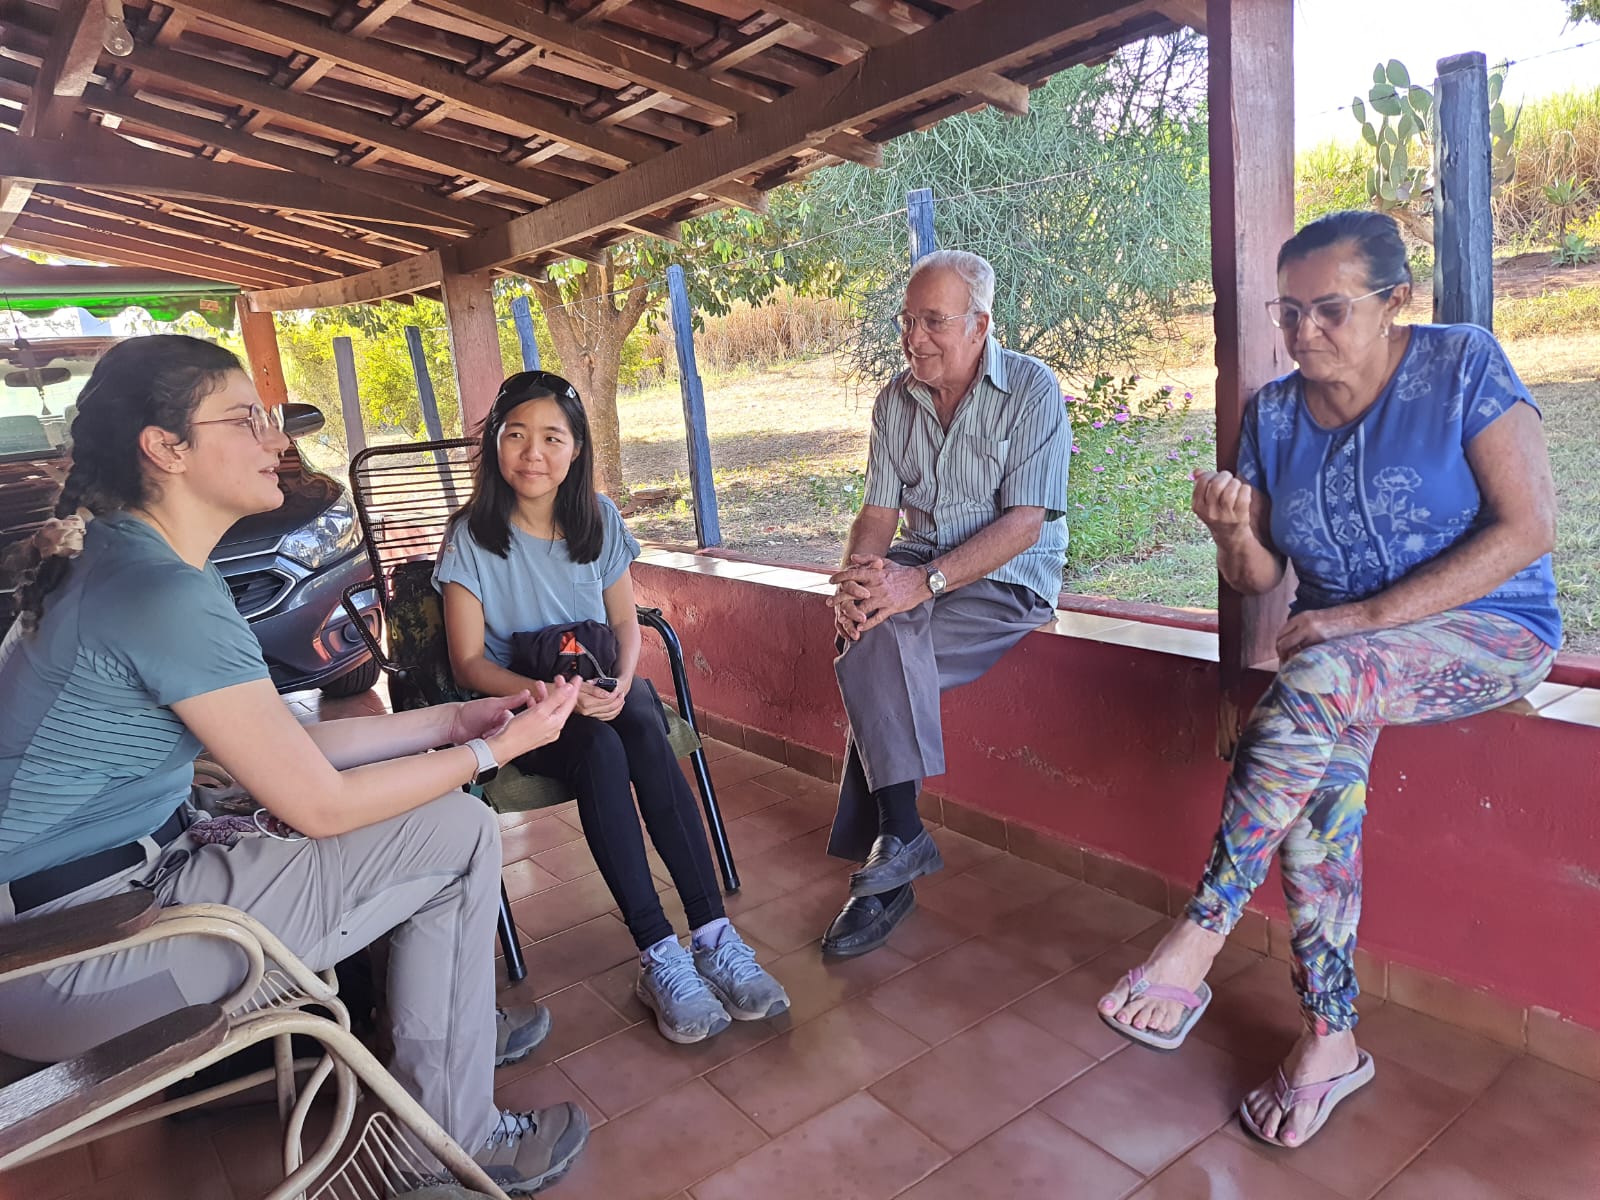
[944,434,1010,500]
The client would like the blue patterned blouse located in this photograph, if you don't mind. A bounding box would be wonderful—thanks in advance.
[1238,323,1561,649]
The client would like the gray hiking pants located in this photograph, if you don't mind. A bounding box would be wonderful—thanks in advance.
[827,547,1055,862]
[0,790,502,1150]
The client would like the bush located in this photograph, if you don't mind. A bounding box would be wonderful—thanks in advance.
[1063,374,1212,571]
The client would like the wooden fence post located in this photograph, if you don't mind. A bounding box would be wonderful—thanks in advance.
[1434,51,1495,330]
[666,263,720,548]
[332,334,366,458]
[906,187,937,263]
[403,325,448,443]
[510,294,542,371]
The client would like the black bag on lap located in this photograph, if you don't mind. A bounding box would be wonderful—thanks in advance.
[509,620,618,682]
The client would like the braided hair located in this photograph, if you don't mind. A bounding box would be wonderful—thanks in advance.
[8,335,243,634]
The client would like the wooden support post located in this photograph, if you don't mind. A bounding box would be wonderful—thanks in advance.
[1433,52,1495,330]
[332,335,367,458]
[441,266,505,435]
[403,325,448,443]
[1208,0,1297,755]
[906,187,937,264]
[235,298,288,409]
[510,294,542,371]
[666,264,721,548]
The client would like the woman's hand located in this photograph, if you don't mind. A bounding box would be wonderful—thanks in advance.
[487,676,581,760]
[448,691,531,744]
[574,677,628,722]
[1275,604,1380,660]
[1191,470,1255,539]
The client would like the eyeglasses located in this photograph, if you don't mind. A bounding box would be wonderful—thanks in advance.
[892,311,974,336]
[189,402,287,444]
[1265,288,1395,333]
[495,370,580,407]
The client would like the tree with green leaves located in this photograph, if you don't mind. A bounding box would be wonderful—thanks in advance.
[1566,1,1600,24]
[791,32,1212,384]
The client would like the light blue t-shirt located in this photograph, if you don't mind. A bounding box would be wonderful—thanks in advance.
[433,496,640,668]
[0,512,269,881]
[1239,323,1561,649]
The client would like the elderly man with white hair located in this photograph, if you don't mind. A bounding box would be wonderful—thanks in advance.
[821,249,1072,956]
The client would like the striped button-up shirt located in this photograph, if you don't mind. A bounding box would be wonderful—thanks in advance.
[862,337,1071,604]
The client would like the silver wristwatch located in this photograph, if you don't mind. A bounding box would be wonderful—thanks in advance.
[464,737,500,785]
[925,565,948,596]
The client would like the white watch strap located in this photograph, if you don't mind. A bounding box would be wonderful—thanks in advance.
[464,737,498,780]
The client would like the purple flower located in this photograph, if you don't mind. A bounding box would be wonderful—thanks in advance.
[1113,412,1129,423]
[1167,450,1181,460]
[1162,385,1173,394]
[1064,395,1078,403]
[1184,391,1193,400]
[1164,401,1174,410]
[1070,443,1081,454]
[1183,435,1193,442]
[1104,445,1115,454]
[1091,465,1105,473]
[1091,420,1104,429]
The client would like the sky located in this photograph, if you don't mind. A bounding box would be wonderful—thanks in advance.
[1294,0,1600,148]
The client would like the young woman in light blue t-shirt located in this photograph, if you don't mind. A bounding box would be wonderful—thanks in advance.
[437,372,789,1045]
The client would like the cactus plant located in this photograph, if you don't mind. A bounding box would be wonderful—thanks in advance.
[1353,58,1518,245]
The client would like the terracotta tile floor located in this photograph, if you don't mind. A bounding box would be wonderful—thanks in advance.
[4,686,1598,1199]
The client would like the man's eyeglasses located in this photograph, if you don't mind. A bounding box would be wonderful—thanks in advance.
[892,311,974,336]
[1265,288,1396,333]
[190,402,287,444]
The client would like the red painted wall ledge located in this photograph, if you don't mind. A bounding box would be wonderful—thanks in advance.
[631,549,1600,1044]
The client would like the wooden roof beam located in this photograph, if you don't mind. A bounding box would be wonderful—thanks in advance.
[456,0,1152,271]
[347,0,415,38]
[0,124,468,229]
[79,83,506,230]
[7,220,312,289]
[18,210,322,287]
[423,0,757,120]
[160,0,653,170]
[759,0,1030,116]
[707,181,769,213]
[122,41,587,207]
[574,0,633,26]
[245,251,446,313]
[2,0,101,235]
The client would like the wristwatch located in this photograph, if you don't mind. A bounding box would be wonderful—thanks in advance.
[464,737,500,785]
[925,565,947,596]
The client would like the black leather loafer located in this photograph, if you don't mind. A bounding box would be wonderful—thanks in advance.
[821,885,917,958]
[848,830,944,898]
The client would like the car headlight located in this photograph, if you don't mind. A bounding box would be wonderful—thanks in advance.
[280,497,363,569]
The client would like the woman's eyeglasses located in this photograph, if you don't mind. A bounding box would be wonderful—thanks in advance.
[190,402,287,444]
[891,311,974,336]
[496,370,580,406]
[1265,288,1395,333]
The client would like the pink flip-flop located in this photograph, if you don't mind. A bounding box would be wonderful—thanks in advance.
[1097,965,1212,1051]
[1239,1050,1376,1148]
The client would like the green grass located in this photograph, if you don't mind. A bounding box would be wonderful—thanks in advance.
[1497,286,1600,341]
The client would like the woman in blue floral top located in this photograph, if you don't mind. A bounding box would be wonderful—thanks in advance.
[1096,211,1560,1148]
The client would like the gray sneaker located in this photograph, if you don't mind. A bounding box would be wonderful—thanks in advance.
[496,1004,552,1068]
[474,1103,589,1195]
[694,928,791,1020]
[636,938,733,1044]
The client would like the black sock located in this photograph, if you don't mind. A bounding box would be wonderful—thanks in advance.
[873,781,923,843]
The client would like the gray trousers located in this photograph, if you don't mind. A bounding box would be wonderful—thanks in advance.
[0,790,502,1150]
[827,549,1054,862]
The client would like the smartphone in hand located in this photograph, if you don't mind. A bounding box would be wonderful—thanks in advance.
[593,677,619,692]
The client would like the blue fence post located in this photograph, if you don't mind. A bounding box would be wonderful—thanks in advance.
[332,335,367,458]
[510,294,542,370]
[666,263,720,548]
[403,325,448,443]
[1433,52,1495,330]
[906,187,937,263]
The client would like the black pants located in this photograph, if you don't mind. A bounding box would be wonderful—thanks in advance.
[516,679,724,949]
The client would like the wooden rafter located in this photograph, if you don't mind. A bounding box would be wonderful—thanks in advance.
[1,0,100,236]
[121,42,585,206]
[7,219,313,289]
[0,125,469,229]
[76,83,507,230]
[159,0,655,170]
[247,251,447,311]
[455,0,1150,271]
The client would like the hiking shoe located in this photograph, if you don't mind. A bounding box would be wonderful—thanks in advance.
[474,1104,589,1195]
[636,938,732,1044]
[693,927,790,1020]
[496,1004,552,1068]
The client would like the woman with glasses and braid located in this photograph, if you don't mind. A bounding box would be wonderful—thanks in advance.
[436,371,789,1046]
[1096,210,1560,1149]
[0,336,592,1195]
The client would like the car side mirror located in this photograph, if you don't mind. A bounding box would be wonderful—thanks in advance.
[282,402,324,438]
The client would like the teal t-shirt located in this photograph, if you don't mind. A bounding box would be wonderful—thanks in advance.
[432,496,640,669]
[0,512,269,881]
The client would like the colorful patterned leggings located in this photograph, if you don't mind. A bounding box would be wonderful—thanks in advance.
[1186,610,1555,1035]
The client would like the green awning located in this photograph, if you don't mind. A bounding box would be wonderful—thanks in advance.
[0,256,240,330]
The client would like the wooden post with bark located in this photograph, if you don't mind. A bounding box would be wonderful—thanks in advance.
[510,294,542,371]
[1433,52,1495,330]
[906,187,937,263]
[235,298,288,409]
[440,265,503,434]
[666,263,721,548]
[332,334,366,457]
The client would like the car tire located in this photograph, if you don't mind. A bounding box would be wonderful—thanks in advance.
[321,655,381,698]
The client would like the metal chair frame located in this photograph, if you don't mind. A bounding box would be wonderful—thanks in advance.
[336,438,739,983]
